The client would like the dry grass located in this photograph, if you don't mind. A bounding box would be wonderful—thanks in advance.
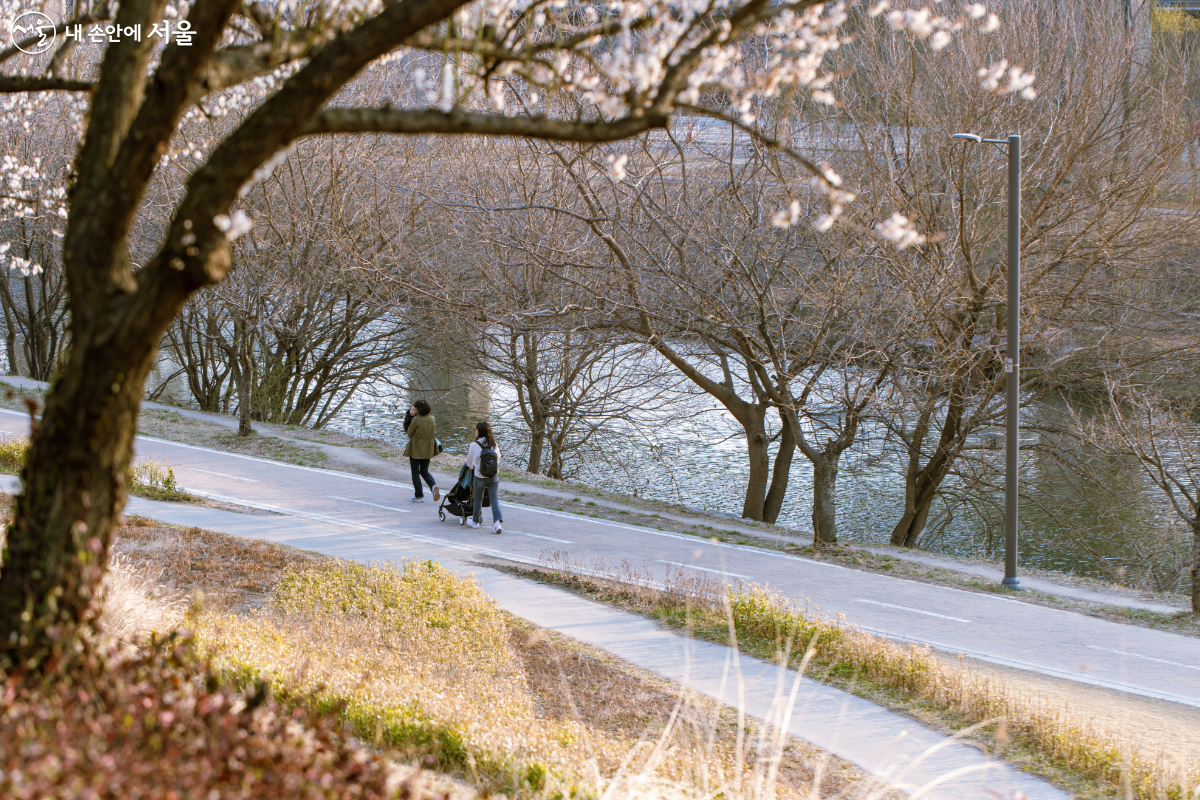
[102,519,901,799]
[94,554,189,645]
[525,552,1200,800]
[506,620,880,800]
[112,517,328,610]
[193,558,903,799]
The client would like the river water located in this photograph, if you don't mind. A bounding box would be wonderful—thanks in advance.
[323,358,1187,588]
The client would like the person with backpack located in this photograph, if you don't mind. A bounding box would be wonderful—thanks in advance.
[403,399,439,503]
[465,420,502,533]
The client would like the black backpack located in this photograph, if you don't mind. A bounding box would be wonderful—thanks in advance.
[478,438,498,478]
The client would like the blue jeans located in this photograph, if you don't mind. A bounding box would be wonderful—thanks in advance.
[472,474,503,524]
[410,458,435,497]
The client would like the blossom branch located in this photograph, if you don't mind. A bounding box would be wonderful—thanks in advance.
[299,106,669,141]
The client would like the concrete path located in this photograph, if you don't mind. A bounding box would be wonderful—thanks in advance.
[0,377,1182,615]
[0,405,1196,715]
[55,485,1059,800]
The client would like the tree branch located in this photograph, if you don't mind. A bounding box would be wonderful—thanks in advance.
[0,75,93,93]
[299,107,669,142]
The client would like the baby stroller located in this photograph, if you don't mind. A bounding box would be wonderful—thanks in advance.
[438,463,489,525]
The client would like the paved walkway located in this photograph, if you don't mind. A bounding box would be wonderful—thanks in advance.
[0,405,1195,714]
[0,377,1182,615]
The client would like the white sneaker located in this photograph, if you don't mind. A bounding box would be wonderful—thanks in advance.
[493,522,503,534]
[410,496,425,503]
[466,519,480,529]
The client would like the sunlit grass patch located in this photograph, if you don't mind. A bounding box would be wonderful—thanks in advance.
[526,553,1200,800]
[127,458,200,503]
[0,434,25,473]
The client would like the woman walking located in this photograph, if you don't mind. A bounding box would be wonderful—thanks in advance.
[465,421,503,533]
[403,399,439,503]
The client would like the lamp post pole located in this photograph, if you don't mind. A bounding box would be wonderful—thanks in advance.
[952,132,1022,590]
[1003,134,1021,589]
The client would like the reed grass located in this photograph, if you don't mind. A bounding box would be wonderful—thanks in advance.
[531,551,1200,800]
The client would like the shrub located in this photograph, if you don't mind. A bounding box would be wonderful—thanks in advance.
[0,435,27,473]
[127,460,196,503]
[0,635,408,799]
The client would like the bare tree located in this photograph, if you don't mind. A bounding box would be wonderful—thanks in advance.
[451,133,907,535]
[1087,376,1200,613]
[821,0,1200,547]
[164,138,417,431]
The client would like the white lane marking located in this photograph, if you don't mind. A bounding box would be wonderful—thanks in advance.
[1085,645,1200,672]
[856,599,971,623]
[191,468,258,482]
[656,559,754,580]
[325,495,409,513]
[507,530,573,543]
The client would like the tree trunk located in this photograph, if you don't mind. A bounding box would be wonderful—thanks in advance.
[527,430,544,475]
[229,318,254,437]
[526,394,546,475]
[763,409,797,525]
[742,407,770,521]
[0,329,155,672]
[237,374,253,437]
[889,473,939,547]
[1192,518,1200,614]
[812,455,838,545]
[889,394,964,548]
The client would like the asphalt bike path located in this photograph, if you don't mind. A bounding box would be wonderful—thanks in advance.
[0,409,1196,714]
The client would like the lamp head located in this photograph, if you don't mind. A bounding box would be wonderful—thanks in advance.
[952,133,982,144]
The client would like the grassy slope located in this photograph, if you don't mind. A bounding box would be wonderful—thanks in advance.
[109,517,895,800]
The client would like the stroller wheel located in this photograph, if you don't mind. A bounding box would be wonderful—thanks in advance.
[459,515,465,526]
[438,510,445,521]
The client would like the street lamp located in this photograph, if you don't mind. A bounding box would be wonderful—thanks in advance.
[952,132,1022,590]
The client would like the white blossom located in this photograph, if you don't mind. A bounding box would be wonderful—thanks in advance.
[772,199,802,229]
[606,154,629,182]
[875,212,927,250]
[214,211,253,241]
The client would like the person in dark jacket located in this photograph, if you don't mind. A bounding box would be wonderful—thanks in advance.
[403,399,439,503]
